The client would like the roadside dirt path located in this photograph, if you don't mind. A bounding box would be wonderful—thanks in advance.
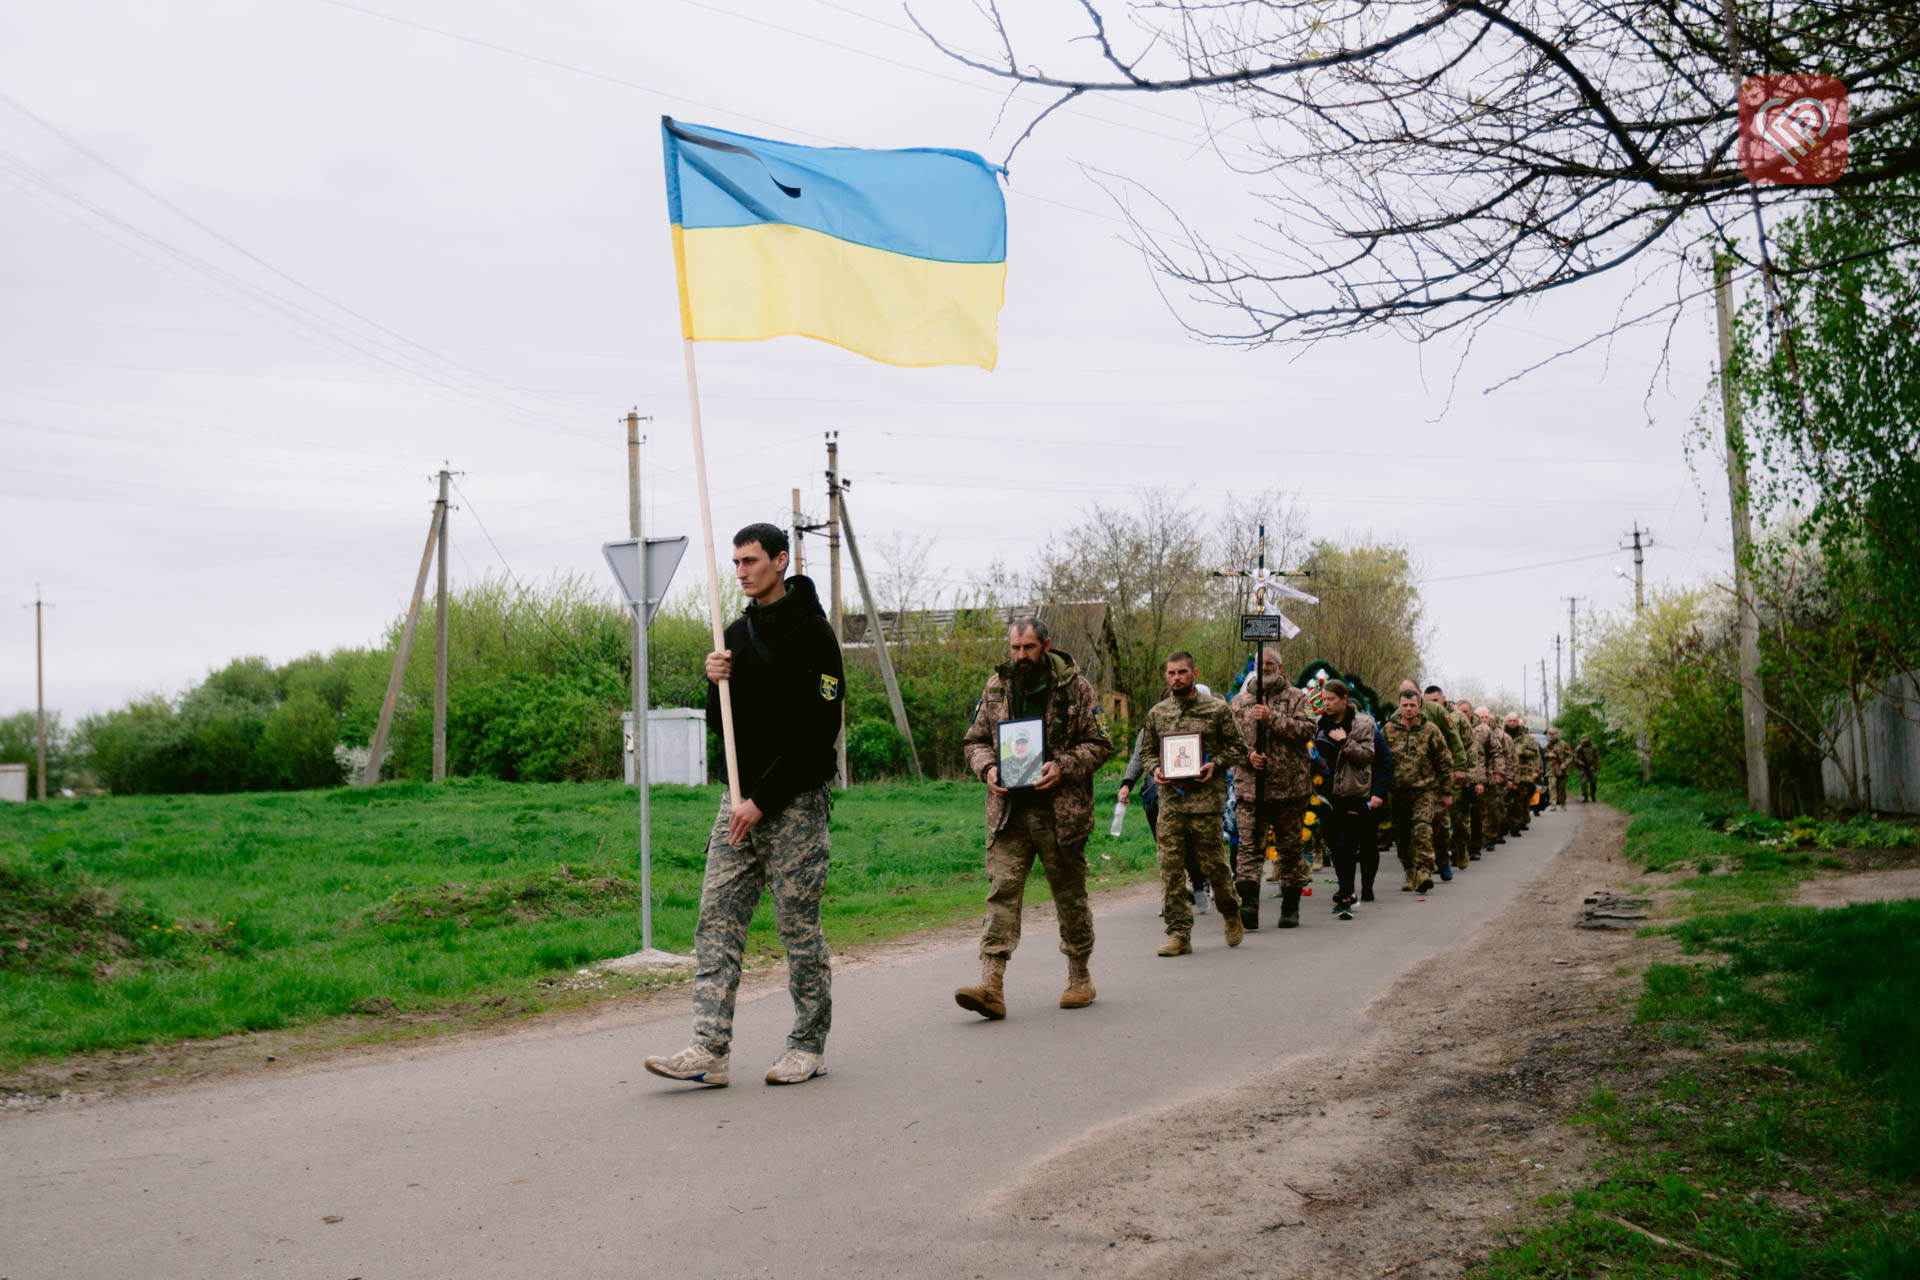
[999,804,1652,1279]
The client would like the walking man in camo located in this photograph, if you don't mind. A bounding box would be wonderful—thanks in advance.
[1545,727,1574,809]
[1141,652,1249,955]
[1477,707,1510,851]
[1503,712,1539,836]
[646,523,843,1089]
[953,616,1115,1019]
[1574,733,1601,803]
[1228,648,1317,930]
[1384,687,1453,892]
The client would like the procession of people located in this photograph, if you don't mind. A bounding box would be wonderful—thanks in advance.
[649,526,1594,1085]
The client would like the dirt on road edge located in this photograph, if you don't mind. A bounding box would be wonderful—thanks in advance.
[996,805,1659,1280]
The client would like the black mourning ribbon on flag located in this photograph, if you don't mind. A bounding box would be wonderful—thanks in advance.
[664,117,803,199]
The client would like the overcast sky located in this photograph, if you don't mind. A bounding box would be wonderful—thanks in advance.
[2,0,1739,722]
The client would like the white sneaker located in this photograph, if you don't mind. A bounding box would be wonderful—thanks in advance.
[1194,886,1210,915]
[764,1048,827,1085]
[644,1044,729,1087]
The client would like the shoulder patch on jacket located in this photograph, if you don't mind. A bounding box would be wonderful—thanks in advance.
[1092,705,1113,742]
[820,674,841,701]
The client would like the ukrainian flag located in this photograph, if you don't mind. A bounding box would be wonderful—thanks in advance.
[662,117,1007,371]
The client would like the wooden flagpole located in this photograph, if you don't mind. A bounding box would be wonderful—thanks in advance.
[681,338,744,809]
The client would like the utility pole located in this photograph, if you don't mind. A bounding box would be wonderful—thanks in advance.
[839,485,922,778]
[791,487,806,575]
[1622,523,1652,615]
[1554,634,1563,720]
[824,432,847,788]
[34,587,47,801]
[432,469,450,781]
[1563,596,1584,683]
[627,411,650,794]
[364,489,442,786]
[1540,658,1549,722]
[1717,253,1773,815]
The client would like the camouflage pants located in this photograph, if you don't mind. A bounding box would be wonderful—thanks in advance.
[1156,812,1239,938]
[1389,787,1438,881]
[1578,768,1598,802]
[1508,784,1532,833]
[980,806,1093,963]
[1476,786,1498,849]
[1454,787,1481,864]
[1552,773,1569,807]
[690,787,832,1056]
[1233,795,1310,890]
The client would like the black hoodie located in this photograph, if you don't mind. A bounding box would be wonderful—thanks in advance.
[704,575,845,817]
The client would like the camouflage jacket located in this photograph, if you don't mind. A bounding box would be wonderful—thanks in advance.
[1448,706,1485,786]
[962,649,1115,845]
[1383,712,1452,793]
[1479,720,1512,783]
[1574,738,1600,772]
[1504,727,1540,782]
[1546,738,1575,775]
[1229,681,1316,801]
[1420,699,1471,779]
[1139,691,1249,815]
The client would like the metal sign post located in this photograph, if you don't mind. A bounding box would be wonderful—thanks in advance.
[600,535,691,971]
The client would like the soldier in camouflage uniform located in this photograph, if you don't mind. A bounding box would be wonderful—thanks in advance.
[1457,699,1491,860]
[1574,734,1601,802]
[1503,713,1539,836]
[647,524,842,1089]
[1426,686,1483,871]
[1229,648,1318,930]
[1384,688,1453,891]
[1140,651,1249,955]
[1545,728,1574,809]
[1477,707,1510,850]
[1402,681,1469,877]
[953,617,1115,1019]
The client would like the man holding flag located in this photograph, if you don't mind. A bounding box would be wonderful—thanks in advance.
[644,119,1006,1085]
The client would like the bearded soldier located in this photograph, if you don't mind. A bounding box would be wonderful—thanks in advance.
[1383,688,1453,892]
[954,617,1114,1019]
[1140,651,1249,956]
[1229,649,1317,930]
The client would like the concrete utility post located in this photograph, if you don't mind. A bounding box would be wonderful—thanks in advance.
[432,469,450,781]
[791,487,806,575]
[34,587,47,801]
[1563,596,1584,683]
[1554,634,1563,719]
[627,410,650,795]
[1716,254,1773,815]
[1624,523,1651,615]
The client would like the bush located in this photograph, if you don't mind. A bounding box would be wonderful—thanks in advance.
[847,718,908,780]
[0,709,68,795]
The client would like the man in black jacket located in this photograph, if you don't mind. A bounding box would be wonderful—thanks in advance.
[646,524,844,1089]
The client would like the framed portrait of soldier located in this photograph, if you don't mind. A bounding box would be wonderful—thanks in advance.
[1160,731,1204,780]
[996,717,1047,789]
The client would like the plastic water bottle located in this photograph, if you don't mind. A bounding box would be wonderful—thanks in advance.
[1108,798,1127,837]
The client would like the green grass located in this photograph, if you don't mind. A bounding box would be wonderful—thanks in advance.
[1473,790,1920,1278]
[0,776,1160,1067]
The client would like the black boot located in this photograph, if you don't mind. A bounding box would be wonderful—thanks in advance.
[1236,881,1261,931]
[1278,887,1301,928]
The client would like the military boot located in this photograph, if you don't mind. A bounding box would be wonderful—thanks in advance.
[1236,881,1262,931]
[1157,934,1193,957]
[1278,887,1302,928]
[1060,957,1095,1009]
[1223,908,1245,948]
[954,955,1007,1020]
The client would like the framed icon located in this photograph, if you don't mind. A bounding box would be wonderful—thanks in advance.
[996,717,1047,789]
[1160,731,1204,780]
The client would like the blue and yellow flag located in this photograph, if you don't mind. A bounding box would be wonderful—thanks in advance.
[662,118,1006,371]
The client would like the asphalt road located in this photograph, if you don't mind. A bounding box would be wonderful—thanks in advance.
[4,809,1574,1279]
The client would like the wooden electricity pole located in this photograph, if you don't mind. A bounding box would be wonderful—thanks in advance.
[432,469,450,781]
[363,490,442,786]
[1717,254,1773,815]
[825,433,847,788]
[839,487,922,778]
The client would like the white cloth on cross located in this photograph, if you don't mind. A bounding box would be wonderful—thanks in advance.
[1249,569,1315,638]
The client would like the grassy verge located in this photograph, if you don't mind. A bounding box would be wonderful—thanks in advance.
[1475,788,1920,1278]
[0,774,1159,1070]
